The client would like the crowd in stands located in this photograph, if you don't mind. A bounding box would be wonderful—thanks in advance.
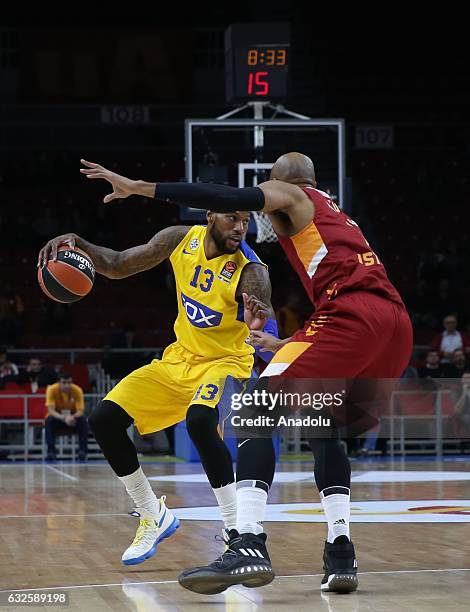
[1,348,59,389]
[398,315,470,380]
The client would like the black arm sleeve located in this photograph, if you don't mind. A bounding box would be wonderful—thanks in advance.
[155,182,265,212]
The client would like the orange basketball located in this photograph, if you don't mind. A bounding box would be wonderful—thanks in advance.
[38,245,95,303]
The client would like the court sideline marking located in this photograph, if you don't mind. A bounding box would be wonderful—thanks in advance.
[1,568,470,593]
[0,513,126,519]
[45,466,79,481]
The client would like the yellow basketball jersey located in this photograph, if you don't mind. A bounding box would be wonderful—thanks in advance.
[170,225,266,360]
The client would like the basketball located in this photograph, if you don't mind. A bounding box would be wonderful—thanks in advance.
[38,245,95,303]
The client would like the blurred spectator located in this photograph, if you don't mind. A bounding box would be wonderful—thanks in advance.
[0,346,19,388]
[401,361,419,378]
[448,372,470,445]
[418,350,448,379]
[446,349,469,378]
[17,355,57,391]
[356,421,381,457]
[276,295,304,338]
[45,372,88,462]
[431,315,470,361]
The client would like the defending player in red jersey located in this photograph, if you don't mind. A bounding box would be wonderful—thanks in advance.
[258,178,411,383]
[80,153,413,595]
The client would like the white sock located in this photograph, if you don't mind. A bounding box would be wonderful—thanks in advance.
[213,482,237,530]
[236,480,269,535]
[118,467,160,516]
[320,486,350,543]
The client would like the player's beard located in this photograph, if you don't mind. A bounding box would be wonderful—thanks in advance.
[210,225,239,254]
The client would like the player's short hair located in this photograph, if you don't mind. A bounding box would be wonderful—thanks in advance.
[59,372,72,381]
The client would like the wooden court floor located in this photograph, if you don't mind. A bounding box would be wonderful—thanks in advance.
[1,458,469,611]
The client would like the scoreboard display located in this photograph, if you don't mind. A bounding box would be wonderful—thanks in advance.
[225,23,290,103]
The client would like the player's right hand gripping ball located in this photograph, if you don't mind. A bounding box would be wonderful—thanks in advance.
[38,245,95,303]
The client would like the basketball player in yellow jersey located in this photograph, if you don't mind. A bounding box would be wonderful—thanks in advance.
[38,213,277,567]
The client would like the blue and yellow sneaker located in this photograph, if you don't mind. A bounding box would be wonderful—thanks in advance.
[121,496,180,566]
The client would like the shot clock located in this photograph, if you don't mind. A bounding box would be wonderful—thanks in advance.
[225,23,290,103]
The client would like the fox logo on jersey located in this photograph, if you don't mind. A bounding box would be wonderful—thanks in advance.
[181,293,223,328]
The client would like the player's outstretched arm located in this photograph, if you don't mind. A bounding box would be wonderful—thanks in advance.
[38,226,189,279]
[80,159,156,203]
[153,181,303,214]
[80,159,303,213]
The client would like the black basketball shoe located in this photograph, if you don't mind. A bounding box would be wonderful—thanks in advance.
[321,535,358,593]
[178,530,275,595]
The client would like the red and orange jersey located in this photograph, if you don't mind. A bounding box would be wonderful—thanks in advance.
[277,187,403,309]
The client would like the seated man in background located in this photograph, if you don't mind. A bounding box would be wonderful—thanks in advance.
[45,373,88,462]
[0,345,19,388]
[18,355,57,391]
[449,372,470,449]
[431,315,470,362]
[446,348,469,378]
[418,350,448,379]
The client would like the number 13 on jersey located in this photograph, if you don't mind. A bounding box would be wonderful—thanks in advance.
[192,383,220,402]
[190,265,215,292]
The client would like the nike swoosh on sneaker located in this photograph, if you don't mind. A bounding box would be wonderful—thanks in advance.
[182,249,194,255]
[158,509,167,528]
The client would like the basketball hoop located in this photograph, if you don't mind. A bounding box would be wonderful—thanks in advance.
[252,211,278,243]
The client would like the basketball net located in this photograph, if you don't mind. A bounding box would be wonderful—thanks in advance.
[252,211,278,243]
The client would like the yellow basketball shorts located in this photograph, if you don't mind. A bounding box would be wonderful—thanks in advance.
[104,342,253,435]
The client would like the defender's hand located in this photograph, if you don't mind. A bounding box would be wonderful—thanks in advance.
[247,330,283,353]
[80,159,136,203]
[242,292,270,331]
[38,234,77,268]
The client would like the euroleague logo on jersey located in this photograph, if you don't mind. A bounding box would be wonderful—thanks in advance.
[220,261,237,280]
